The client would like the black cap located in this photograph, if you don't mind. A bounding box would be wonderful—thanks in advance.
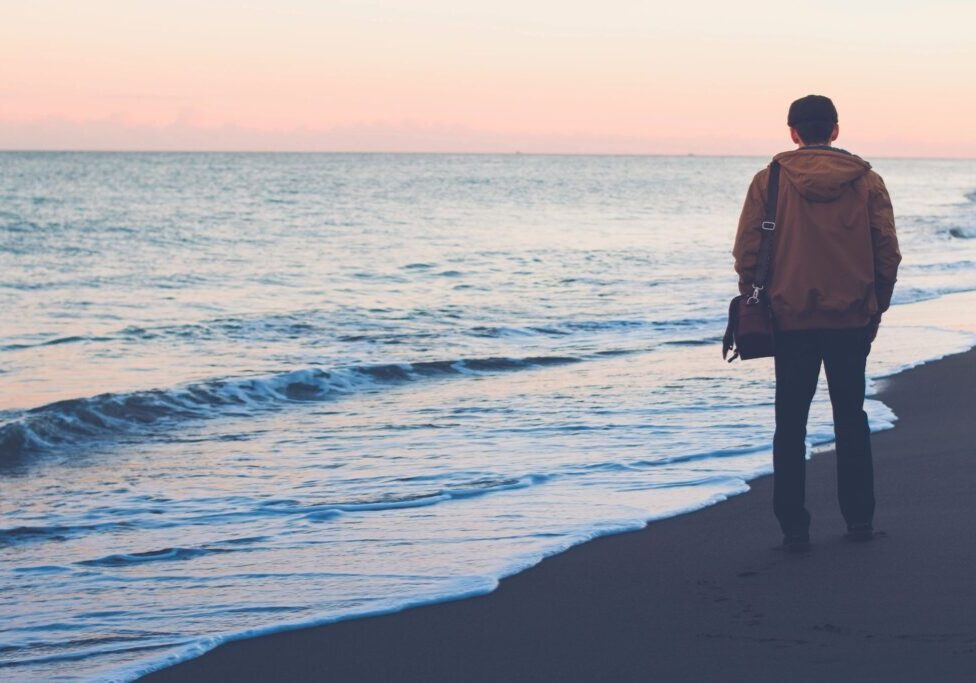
[787,95,838,126]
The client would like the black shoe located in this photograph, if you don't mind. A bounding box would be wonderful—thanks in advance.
[782,533,811,553]
[844,523,874,542]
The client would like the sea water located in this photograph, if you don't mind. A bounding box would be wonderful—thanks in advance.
[1,152,974,681]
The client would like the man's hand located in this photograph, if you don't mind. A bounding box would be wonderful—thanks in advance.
[868,313,882,343]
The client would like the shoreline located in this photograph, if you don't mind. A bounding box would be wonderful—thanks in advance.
[140,347,976,682]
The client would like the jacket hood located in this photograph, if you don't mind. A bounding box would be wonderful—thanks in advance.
[773,148,871,202]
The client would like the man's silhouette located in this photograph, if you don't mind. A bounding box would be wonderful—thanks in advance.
[733,95,901,552]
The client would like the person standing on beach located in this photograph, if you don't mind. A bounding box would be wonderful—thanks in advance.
[732,95,901,552]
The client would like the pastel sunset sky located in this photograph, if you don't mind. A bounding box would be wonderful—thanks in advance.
[2,0,974,156]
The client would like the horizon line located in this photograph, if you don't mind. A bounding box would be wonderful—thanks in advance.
[2,149,973,162]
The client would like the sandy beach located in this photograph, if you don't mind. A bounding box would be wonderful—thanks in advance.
[140,347,976,682]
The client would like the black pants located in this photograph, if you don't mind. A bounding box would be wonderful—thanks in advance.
[773,326,874,536]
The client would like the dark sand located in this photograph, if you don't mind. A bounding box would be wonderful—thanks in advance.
[142,349,976,683]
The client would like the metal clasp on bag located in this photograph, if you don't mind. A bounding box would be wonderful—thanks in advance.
[761,221,776,231]
[747,284,763,305]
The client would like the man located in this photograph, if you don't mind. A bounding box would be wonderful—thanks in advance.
[733,94,901,552]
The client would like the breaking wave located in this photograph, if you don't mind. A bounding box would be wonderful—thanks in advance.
[948,226,976,240]
[0,355,582,462]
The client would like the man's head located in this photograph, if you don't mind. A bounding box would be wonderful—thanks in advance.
[788,94,839,147]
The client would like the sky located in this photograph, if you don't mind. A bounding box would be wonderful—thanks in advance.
[1,0,974,156]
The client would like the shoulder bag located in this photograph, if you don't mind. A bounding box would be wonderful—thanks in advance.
[722,160,781,362]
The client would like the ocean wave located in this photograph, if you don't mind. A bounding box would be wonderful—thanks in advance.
[2,478,549,553]
[0,637,187,670]
[277,474,549,519]
[0,521,137,547]
[171,476,550,526]
[77,547,232,567]
[0,355,582,462]
[0,316,327,352]
[945,187,976,237]
[1,334,116,352]
[466,317,716,339]
[661,337,721,347]
[0,310,718,354]
[74,538,270,567]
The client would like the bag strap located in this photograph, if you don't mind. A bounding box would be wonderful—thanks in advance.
[722,295,740,361]
[747,160,781,304]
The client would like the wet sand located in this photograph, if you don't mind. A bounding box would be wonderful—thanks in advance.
[142,348,976,682]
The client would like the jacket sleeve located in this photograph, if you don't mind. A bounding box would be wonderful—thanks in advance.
[732,169,768,296]
[868,174,901,313]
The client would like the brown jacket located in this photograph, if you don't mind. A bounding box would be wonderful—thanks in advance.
[733,147,901,331]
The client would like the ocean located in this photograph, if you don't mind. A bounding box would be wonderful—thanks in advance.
[1,152,974,681]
